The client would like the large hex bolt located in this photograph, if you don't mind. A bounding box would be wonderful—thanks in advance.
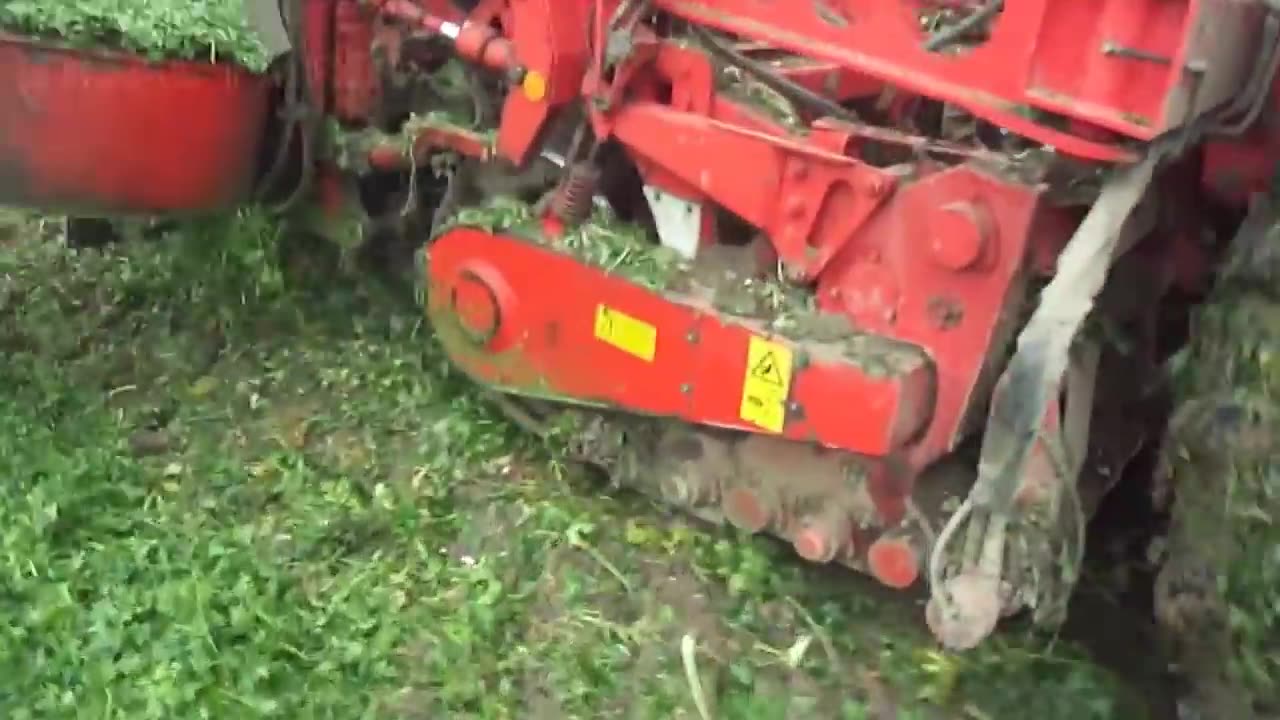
[928,202,993,272]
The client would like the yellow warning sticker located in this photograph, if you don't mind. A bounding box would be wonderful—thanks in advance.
[739,335,793,433]
[593,304,657,361]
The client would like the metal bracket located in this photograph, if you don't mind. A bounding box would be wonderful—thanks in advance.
[643,185,703,259]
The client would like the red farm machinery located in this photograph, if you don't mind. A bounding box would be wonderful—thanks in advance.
[3,0,1279,650]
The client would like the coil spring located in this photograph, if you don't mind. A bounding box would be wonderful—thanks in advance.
[550,162,600,225]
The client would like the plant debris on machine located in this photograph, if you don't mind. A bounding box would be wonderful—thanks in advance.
[0,0,268,69]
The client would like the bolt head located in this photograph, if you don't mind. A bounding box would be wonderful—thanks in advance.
[929,203,990,271]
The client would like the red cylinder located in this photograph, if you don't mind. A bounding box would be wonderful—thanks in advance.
[0,33,271,214]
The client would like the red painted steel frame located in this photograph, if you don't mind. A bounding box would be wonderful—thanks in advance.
[816,164,1050,469]
[610,103,898,280]
[334,0,380,122]
[426,228,936,458]
[425,164,1054,479]
[584,42,901,281]
[0,34,271,214]
[582,38,1065,469]
[654,0,1261,162]
[489,0,592,165]
[416,0,1071,476]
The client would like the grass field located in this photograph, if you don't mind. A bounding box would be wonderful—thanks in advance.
[0,208,1161,719]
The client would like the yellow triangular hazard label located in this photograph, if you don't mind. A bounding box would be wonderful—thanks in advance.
[750,351,785,387]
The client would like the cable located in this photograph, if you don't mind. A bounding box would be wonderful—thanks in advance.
[927,497,973,614]
[922,0,1003,53]
[256,0,317,214]
[1210,14,1280,136]
[253,0,303,200]
[687,25,860,124]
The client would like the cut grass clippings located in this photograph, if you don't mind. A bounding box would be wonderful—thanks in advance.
[0,0,268,71]
[0,207,1153,719]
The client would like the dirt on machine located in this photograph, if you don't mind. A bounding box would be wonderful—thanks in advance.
[3,0,1279,668]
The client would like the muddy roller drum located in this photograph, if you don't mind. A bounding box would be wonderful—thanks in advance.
[0,33,271,214]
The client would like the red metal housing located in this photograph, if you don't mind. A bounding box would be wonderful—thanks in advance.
[426,227,936,458]
[655,0,1263,160]
[0,34,271,214]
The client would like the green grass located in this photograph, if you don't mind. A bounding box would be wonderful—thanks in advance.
[0,209,1150,719]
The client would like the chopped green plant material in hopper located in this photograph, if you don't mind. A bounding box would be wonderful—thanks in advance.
[0,0,269,70]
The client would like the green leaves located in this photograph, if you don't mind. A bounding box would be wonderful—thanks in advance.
[0,0,269,71]
[443,195,688,291]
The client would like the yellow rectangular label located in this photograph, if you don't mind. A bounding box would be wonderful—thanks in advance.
[739,335,793,433]
[593,304,657,361]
